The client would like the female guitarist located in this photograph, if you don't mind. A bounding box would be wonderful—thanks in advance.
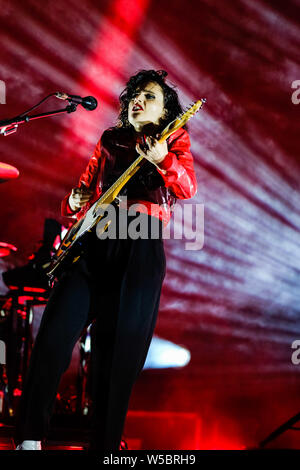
[15,69,198,451]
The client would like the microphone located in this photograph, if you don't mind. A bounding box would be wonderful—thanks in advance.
[55,92,98,111]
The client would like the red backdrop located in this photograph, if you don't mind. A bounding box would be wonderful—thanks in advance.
[1,0,300,449]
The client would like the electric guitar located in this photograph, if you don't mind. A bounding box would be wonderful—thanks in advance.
[46,98,206,283]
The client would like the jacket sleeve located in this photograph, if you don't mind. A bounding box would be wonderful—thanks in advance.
[61,138,102,217]
[156,128,197,199]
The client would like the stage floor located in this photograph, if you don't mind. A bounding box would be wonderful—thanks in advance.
[0,421,87,450]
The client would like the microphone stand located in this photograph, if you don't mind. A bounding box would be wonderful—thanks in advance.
[0,102,78,136]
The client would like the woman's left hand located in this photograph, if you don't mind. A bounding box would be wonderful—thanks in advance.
[136,136,168,166]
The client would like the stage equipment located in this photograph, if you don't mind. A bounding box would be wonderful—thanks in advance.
[0,91,97,137]
[2,218,62,290]
[0,162,19,183]
[0,287,49,417]
[0,243,17,258]
[55,92,98,111]
[259,412,300,448]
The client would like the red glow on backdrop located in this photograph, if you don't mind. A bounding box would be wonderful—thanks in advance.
[0,0,300,450]
[60,0,151,157]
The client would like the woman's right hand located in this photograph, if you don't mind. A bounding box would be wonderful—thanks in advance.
[68,187,93,211]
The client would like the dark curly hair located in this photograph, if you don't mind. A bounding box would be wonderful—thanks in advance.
[117,69,183,131]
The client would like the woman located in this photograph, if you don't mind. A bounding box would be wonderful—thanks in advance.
[15,69,197,451]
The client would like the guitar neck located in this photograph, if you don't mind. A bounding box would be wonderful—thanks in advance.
[95,126,172,207]
[95,154,143,207]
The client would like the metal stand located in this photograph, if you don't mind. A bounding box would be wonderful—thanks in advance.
[0,102,78,136]
[259,412,300,448]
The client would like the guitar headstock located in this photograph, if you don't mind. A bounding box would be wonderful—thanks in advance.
[159,98,206,141]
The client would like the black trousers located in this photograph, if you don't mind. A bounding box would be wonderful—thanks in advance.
[15,212,166,450]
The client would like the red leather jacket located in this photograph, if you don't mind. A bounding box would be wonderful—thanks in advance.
[61,126,197,226]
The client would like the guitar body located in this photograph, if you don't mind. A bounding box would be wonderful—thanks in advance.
[47,201,114,282]
[47,231,89,281]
